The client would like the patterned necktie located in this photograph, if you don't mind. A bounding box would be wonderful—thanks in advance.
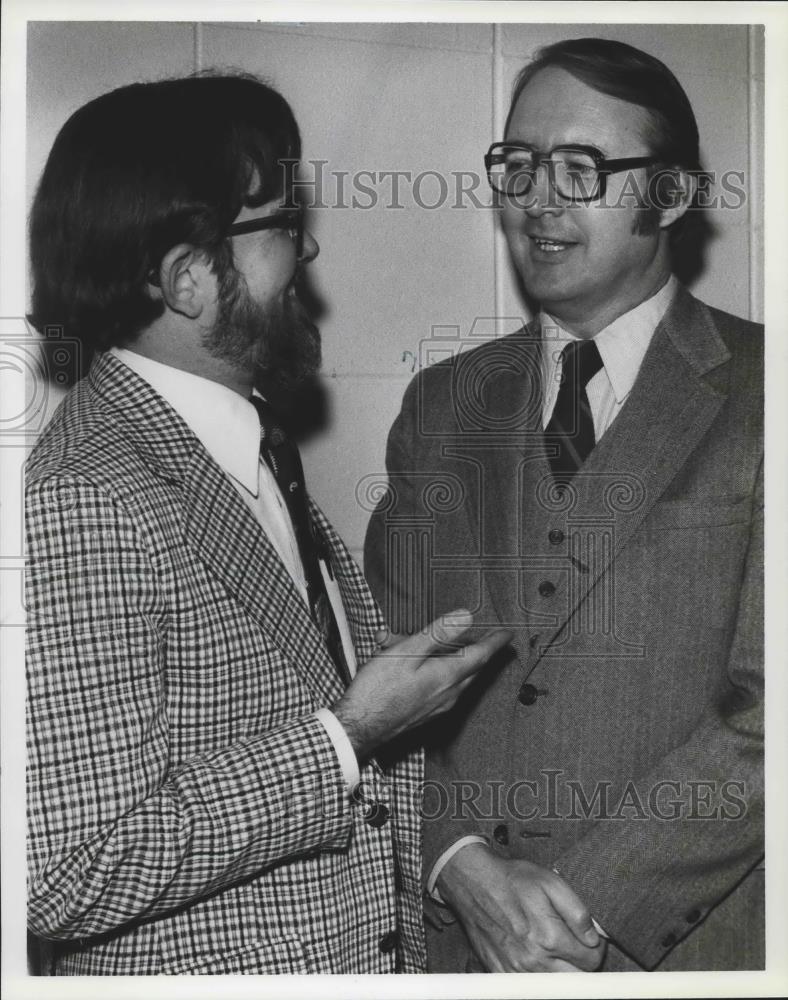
[544,339,604,488]
[249,395,350,685]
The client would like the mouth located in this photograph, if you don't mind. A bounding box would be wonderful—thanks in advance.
[529,235,577,253]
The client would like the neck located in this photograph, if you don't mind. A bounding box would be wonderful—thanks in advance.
[126,323,254,398]
[547,266,673,339]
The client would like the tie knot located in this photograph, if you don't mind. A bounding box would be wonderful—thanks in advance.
[561,339,603,389]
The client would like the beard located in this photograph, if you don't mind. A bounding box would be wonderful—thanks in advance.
[203,265,322,391]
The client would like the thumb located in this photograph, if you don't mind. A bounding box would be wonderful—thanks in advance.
[544,873,599,947]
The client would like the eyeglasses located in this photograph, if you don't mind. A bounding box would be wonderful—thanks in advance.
[227,207,305,260]
[485,142,659,203]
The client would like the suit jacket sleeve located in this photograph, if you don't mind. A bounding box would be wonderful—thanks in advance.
[552,457,764,968]
[26,473,353,941]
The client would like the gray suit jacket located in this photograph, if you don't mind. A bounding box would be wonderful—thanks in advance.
[364,286,764,971]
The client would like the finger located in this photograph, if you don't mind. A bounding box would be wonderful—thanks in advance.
[398,608,474,658]
[442,627,513,680]
[465,627,513,659]
[544,957,587,972]
[543,875,599,948]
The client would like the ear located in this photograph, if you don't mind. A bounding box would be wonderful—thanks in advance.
[655,167,696,230]
[153,244,214,319]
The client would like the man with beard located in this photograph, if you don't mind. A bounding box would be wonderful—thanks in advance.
[25,74,509,976]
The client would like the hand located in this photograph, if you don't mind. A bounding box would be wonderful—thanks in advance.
[333,610,511,761]
[437,843,606,972]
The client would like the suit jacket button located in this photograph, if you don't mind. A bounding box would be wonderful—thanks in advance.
[364,802,390,828]
[518,683,538,706]
[661,932,677,949]
[685,909,701,924]
[538,580,555,598]
[493,823,509,845]
[548,528,564,545]
[379,930,398,954]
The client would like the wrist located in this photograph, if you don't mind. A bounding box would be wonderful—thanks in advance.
[331,695,375,763]
[436,840,491,907]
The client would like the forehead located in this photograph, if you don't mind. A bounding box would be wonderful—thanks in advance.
[505,66,652,155]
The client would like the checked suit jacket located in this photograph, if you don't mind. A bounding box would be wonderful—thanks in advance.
[364,285,764,972]
[26,351,425,975]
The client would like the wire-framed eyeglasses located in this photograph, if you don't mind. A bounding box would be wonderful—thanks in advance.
[485,142,659,203]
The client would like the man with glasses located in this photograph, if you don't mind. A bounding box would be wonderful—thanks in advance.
[25,73,510,976]
[365,37,763,972]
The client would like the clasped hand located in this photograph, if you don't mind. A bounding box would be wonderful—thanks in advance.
[437,843,606,972]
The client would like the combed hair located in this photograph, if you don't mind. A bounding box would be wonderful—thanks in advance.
[505,38,701,172]
[29,73,301,350]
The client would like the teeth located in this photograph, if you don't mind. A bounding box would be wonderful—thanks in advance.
[535,238,566,252]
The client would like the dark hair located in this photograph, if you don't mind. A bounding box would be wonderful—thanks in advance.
[29,73,301,350]
[505,38,701,173]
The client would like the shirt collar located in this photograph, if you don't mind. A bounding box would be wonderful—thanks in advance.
[540,275,678,403]
[109,347,261,495]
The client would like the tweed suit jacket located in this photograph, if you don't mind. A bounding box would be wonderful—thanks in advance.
[364,285,764,972]
[26,351,425,975]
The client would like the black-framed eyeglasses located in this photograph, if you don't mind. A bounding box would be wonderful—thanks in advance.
[485,142,659,203]
[227,207,305,260]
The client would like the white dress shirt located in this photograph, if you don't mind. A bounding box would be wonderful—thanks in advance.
[540,275,677,433]
[426,276,678,912]
[110,347,360,791]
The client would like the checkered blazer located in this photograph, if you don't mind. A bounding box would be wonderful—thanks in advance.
[26,351,425,975]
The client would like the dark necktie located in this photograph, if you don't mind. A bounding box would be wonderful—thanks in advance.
[544,339,604,488]
[249,395,351,685]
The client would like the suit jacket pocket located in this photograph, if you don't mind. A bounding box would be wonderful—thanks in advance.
[644,494,752,531]
[177,935,309,975]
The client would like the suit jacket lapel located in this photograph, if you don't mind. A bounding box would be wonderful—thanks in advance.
[180,449,347,706]
[89,352,348,707]
[309,499,384,665]
[450,324,552,632]
[539,285,731,650]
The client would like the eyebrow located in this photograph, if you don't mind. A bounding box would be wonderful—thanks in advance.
[503,137,611,155]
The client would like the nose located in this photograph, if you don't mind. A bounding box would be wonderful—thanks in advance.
[300,229,319,263]
[522,161,565,218]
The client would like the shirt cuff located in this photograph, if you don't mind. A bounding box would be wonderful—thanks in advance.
[313,708,360,793]
[427,835,488,904]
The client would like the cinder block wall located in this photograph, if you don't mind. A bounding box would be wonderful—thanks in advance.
[26,21,764,561]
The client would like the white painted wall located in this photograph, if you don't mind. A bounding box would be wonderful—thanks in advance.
[26,21,763,562]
